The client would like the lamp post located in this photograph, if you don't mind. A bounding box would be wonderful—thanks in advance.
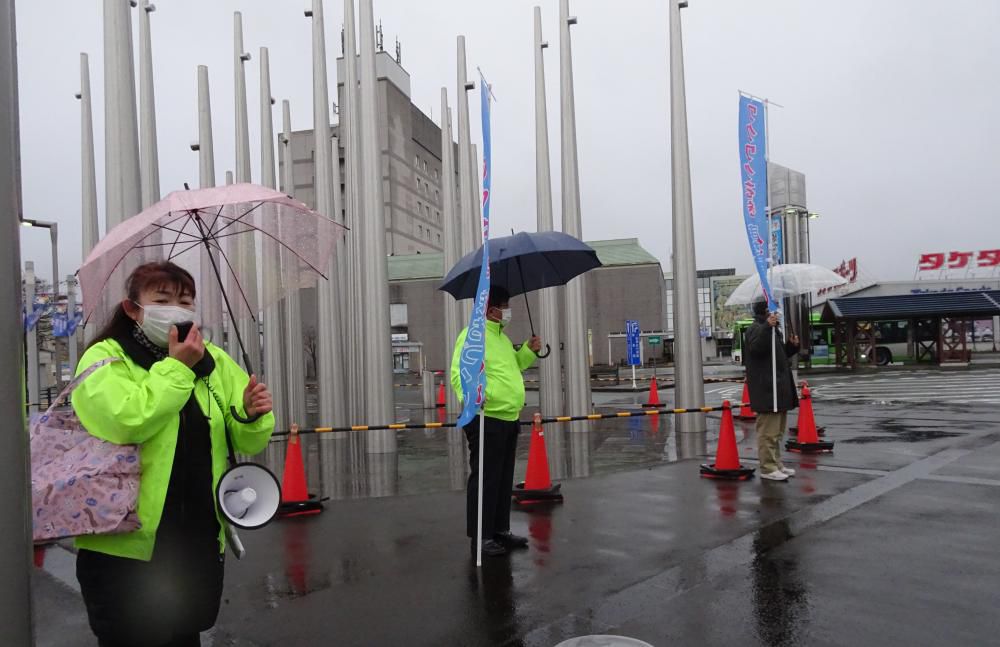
[21,219,60,387]
[20,219,58,296]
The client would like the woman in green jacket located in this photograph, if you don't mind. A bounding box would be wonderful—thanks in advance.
[72,262,275,647]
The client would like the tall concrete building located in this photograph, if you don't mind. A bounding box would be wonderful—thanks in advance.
[279,50,459,255]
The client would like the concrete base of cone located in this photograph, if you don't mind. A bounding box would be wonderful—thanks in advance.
[512,481,564,505]
[790,425,827,436]
[699,464,755,480]
[785,439,835,453]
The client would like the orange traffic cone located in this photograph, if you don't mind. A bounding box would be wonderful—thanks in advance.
[278,425,324,518]
[700,401,756,480]
[786,385,834,453]
[789,382,825,436]
[736,381,756,420]
[513,413,564,505]
[436,379,446,407]
[642,375,661,407]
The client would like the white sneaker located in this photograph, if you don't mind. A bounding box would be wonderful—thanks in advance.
[760,470,789,481]
[780,467,796,477]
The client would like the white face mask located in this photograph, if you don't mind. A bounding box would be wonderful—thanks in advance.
[500,308,512,326]
[134,303,197,348]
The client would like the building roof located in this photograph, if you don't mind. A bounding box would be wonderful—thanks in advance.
[585,238,661,267]
[822,290,1000,321]
[387,237,660,282]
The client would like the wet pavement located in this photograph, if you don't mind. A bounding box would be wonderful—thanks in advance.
[32,367,1000,646]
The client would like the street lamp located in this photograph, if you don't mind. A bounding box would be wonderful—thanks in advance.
[21,218,64,385]
[20,218,58,296]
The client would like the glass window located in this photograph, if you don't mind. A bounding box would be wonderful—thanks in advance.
[390,303,408,327]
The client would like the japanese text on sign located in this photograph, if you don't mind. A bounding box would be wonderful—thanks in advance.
[918,250,1000,271]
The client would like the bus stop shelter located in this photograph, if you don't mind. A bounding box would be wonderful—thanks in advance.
[821,290,1000,367]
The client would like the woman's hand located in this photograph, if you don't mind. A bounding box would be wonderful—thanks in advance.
[168,323,205,368]
[243,375,273,418]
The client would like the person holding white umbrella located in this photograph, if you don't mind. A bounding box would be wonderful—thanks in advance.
[745,300,801,482]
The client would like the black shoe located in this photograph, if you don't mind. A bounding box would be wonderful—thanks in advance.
[471,538,507,557]
[494,531,529,549]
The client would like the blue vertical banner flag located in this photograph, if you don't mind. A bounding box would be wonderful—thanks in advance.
[738,95,775,311]
[52,313,69,337]
[625,320,641,367]
[456,75,494,428]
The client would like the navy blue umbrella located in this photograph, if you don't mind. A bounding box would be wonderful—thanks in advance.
[439,231,602,357]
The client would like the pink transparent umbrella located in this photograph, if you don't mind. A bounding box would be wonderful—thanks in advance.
[78,183,346,399]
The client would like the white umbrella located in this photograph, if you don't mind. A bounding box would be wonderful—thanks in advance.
[726,263,848,306]
[726,263,846,416]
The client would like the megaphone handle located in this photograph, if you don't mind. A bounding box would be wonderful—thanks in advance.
[225,525,246,560]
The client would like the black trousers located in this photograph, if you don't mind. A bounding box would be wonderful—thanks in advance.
[76,525,224,647]
[464,416,520,540]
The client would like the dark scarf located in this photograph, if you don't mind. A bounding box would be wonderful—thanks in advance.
[117,326,220,543]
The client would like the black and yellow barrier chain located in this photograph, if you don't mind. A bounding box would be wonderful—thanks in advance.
[270,401,748,439]
[391,375,744,388]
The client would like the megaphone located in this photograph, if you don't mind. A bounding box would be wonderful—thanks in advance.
[216,462,281,530]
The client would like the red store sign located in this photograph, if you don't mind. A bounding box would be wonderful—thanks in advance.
[818,258,857,296]
[918,250,1000,271]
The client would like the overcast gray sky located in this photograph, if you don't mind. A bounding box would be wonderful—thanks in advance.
[16,0,1000,286]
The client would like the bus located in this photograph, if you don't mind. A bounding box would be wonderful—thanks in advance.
[733,313,834,366]
[730,313,899,366]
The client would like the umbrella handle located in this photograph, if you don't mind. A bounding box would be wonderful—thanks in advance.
[231,405,263,424]
[536,343,551,359]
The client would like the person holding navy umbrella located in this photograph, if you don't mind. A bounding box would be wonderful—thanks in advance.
[450,284,542,557]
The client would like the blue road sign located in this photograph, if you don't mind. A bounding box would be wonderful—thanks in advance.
[626,320,641,366]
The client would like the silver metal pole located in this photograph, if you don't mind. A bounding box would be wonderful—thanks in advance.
[67,274,79,371]
[0,2,31,634]
[197,66,216,189]
[25,261,38,415]
[308,0,347,428]
[196,64,225,346]
[471,142,482,239]
[668,0,706,433]
[49,224,58,309]
[78,53,99,260]
[103,0,141,232]
[534,6,563,417]
[559,0,592,418]
[342,0,364,424]
[259,46,289,432]
[456,36,475,258]
[784,208,800,338]
[359,0,395,448]
[138,1,159,210]
[281,100,308,427]
[48,225,60,384]
[102,0,140,327]
[233,11,261,372]
[440,94,461,414]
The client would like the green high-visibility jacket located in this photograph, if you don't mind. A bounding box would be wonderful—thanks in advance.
[71,338,275,561]
[451,320,538,422]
